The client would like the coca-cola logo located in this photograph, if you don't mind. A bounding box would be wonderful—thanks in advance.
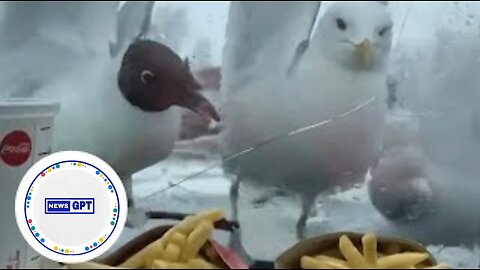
[1,130,32,167]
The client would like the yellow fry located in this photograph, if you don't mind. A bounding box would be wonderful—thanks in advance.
[377,252,429,268]
[181,221,214,261]
[161,243,181,262]
[151,260,171,269]
[170,232,187,247]
[362,233,378,266]
[422,263,450,269]
[314,255,350,269]
[161,217,195,244]
[301,256,334,269]
[186,258,208,269]
[175,209,224,235]
[151,258,219,269]
[66,262,126,269]
[196,209,224,223]
[172,216,197,235]
[324,261,350,269]
[151,260,188,269]
[118,238,164,268]
[339,235,369,268]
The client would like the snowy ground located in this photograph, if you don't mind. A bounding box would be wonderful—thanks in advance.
[39,136,479,268]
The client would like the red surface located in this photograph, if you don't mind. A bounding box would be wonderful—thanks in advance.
[210,240,249,269]
[0,130,32,167]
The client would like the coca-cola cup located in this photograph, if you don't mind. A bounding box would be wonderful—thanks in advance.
[0,99,59,269]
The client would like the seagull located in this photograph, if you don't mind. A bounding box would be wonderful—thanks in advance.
[368,14,480,245]
[0,2,220,227]
[222,1,393,239]
[109,1,156,58]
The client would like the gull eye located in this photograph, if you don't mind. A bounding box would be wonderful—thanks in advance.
[336,18,347,31]
[378,25,392,37]
[140,70,155,84]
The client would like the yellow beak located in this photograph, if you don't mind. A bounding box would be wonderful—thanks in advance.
[355,39,373,68]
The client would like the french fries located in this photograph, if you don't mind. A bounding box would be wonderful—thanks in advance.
[151,258,220,269]
[122,209,223,269]
[377,252,429,268]
[301,256,331,269]
[362,233,377,266]
[65,262,128,269]
[338,235,368,268]
[181,221,214,261]
[300,233,450,269]
[314,255,349,269]
[65,209,225,269]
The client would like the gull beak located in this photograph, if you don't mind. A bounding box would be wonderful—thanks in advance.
[355,39,373,68]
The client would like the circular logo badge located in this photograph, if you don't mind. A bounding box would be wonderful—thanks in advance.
[15,151,127,263]
[1,130,32,167]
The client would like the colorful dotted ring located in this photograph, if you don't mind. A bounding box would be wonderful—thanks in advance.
[15,151,127,263]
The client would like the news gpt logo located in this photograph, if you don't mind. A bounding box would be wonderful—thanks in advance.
[45,198,95,214]
[15,151,127,263]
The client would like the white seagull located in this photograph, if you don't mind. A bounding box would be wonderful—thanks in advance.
[222,1,393,239]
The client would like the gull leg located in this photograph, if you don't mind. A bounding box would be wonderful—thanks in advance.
[124,175,147,228]
[227,175,253,264]
[296,194,316,239]
[230,175,241,222]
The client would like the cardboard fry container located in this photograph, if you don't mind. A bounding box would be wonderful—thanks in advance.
[95,223,248,269]
[275,232,437,269]
[0,99,59,269]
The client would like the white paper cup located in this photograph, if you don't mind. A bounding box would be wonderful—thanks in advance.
[0,99,59,269]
